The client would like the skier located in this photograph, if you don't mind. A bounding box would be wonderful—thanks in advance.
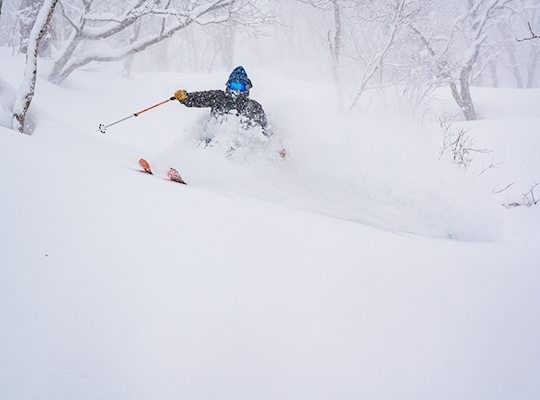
[173,66,268,135]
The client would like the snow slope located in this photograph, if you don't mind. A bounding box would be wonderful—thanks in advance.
[1,53,540,399]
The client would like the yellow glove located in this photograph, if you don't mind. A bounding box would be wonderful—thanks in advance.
[174,90,187,101]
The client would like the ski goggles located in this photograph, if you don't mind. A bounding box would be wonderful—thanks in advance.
[229,81,247,92]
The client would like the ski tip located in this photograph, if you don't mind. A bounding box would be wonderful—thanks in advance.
[167,168,187,185]
[139,158,153,174]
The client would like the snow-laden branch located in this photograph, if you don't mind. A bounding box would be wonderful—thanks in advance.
[49,0,239,84]
[348,0,406,112]
[79,1,158,39]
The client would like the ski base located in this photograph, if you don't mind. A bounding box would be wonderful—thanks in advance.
[139,158,153,174]
[167,168,187,184]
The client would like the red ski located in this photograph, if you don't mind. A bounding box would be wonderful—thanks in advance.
[139,158,153,174]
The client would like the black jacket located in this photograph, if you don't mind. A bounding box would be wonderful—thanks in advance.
[180,90,267,132]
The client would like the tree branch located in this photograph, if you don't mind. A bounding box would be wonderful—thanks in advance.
[51,0,237,84]
[517,22,539,42]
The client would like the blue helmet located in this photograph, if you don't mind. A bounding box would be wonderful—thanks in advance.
[226,66,252,95]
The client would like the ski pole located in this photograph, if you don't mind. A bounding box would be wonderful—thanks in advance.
[98,97,176,134]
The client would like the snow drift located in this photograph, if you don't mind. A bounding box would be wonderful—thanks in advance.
[1,51,540,400]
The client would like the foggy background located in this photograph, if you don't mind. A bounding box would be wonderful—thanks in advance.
[2,0,538,118]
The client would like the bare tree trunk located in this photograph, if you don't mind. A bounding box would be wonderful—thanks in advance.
[458,63,477,120]
[12,0,58,133]
[447,45,478,121]
[330,0,343,111]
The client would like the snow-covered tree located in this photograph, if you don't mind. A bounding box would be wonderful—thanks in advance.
[348,0,407,111]
[413,0,511,120]
[300,0,346,110]
[12,0,58,133]
[47,0,272,84]
[345,0,432,112]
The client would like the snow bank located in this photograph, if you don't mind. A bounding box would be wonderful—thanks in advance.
[1,54,540,400]
[2,51,535,241]
[49,69,504,241]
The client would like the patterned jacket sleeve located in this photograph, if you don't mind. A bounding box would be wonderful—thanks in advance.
[179,90,225,108]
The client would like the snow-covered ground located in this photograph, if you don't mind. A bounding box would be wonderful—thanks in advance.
[1,52,540,399]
